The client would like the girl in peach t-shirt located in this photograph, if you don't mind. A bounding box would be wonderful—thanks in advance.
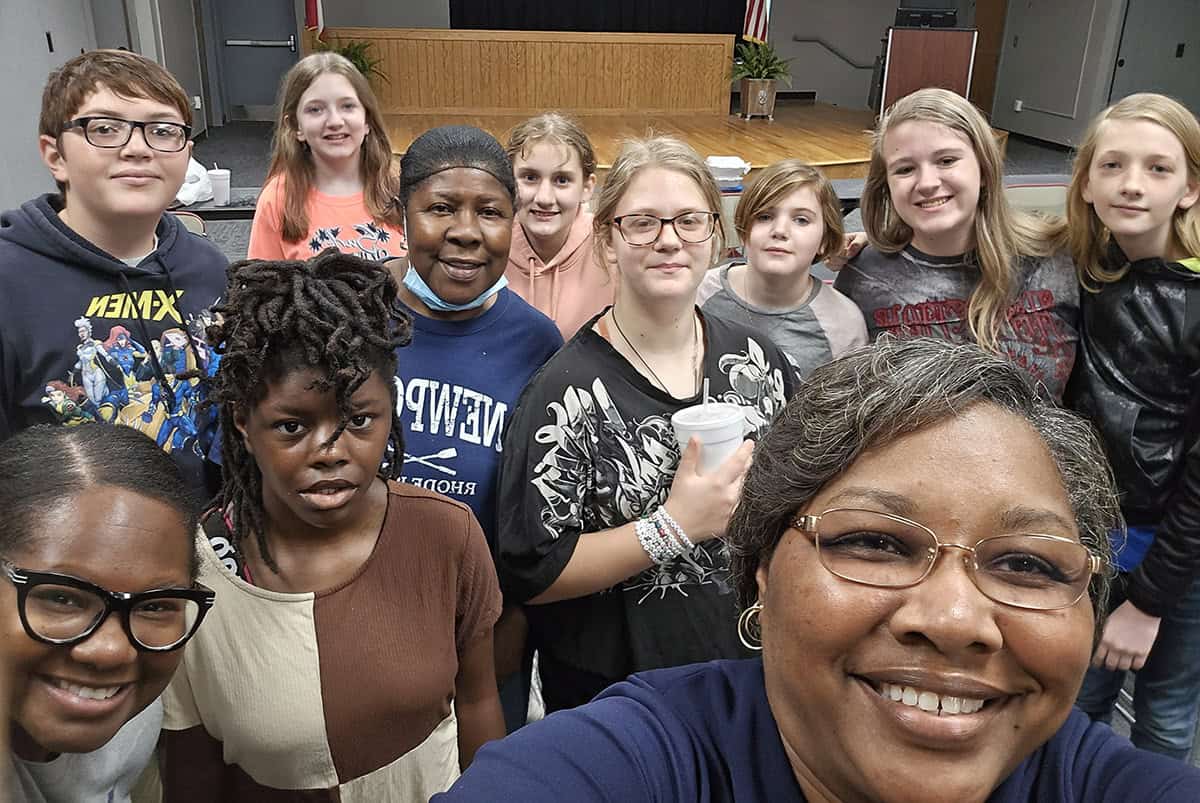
[248,52,405,262]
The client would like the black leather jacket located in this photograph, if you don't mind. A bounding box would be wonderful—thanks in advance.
[1066,250,1200,617]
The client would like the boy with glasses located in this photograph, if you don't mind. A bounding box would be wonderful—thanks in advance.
[0,49,226,492]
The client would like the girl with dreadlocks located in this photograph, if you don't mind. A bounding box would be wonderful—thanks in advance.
[159,250,505,801]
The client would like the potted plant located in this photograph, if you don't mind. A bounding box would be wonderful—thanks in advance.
[731,40,792,121]
[318,39,389,86]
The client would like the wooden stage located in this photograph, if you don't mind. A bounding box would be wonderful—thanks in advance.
[383,100,878,181]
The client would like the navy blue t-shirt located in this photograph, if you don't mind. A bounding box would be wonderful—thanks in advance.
[435,659,1200,802]
[395,288,561,547]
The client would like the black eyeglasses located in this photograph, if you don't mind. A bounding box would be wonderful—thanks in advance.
[612,212,719,246]
[62,117,191,153]
[795,508,1105,611]
[2,560,214,652]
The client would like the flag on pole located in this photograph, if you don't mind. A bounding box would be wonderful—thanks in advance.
[743,0,771,44]
[305,0,324,38]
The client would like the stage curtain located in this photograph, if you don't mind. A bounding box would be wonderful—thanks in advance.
[449,0,743,35]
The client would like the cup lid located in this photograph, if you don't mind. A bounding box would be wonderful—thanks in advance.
[671,402,745,429]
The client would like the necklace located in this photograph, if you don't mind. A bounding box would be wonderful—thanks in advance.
[611,307,702,397]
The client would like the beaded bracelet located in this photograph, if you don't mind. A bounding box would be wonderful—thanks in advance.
[652,507,694,553]
[636,506,695,565]
[635,516,674,564]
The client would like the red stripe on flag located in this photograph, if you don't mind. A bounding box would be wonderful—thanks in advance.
[743,0,769,43]
[305,0,324,34]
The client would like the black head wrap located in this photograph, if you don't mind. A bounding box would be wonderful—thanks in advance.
[398,125,516,208]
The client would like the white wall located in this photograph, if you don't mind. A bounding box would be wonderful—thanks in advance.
[126,0,159,61]
[92,0,131,48]
[322,0,449,28]
[990,0,1126,145]
[0,0,98,209]
[155,0,207,136]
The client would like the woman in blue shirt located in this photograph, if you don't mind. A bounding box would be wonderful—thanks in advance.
[435,337,1200,803]
[386,126,562,732]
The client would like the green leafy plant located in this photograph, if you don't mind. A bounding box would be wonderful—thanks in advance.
[731,40,793,86]
[319,39,389,85]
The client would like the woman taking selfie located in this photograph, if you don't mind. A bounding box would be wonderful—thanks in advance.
[440,337,1200,802]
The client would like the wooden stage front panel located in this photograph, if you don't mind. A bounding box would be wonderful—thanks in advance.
[384,101,878,180]
[324,28,734,116]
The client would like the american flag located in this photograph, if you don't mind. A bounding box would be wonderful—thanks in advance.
[305,0,324,37]
[743,0,771,43]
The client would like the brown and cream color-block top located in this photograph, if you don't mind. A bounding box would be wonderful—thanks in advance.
[160,482,502,802]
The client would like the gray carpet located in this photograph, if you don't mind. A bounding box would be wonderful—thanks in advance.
[192,122,272,188]
[1004,133,1074,175]
[206,220,253,264]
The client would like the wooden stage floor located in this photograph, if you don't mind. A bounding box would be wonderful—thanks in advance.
[383,100,877,180]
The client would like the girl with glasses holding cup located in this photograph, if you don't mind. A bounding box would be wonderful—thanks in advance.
[0,424,211,803]
[495,136,797,713]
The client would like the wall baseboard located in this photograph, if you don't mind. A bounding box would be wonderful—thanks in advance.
[729,89,818,103]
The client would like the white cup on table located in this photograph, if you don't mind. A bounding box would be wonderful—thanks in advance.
[207,168,231,206]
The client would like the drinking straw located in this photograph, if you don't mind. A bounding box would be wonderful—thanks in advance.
[702,377,710,407]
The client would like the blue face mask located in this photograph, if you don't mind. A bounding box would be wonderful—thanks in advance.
[401,262,508,314]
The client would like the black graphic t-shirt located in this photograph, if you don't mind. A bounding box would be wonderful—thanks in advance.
[834,245,1080,402]
[496,309,796,707]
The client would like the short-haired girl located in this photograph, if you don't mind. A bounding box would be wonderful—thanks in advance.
[1064,93,1200,760]
[161,251,504,799]
[834,88,1078,401]
[505,113,611,339]
[697,159,867,376]
[248,53,406,262]
[497,136,796,713]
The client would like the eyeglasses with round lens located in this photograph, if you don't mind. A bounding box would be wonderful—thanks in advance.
[63,117,191,153]
[2,560,214,652]
[612,211,719,246]
[794,508,1104,611]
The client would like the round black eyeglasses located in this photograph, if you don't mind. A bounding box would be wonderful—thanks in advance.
[2,560,214,652]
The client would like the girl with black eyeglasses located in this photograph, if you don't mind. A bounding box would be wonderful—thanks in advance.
[0,424,211,803]
[495,137,798,712]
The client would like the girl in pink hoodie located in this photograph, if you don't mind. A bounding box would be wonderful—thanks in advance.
[506,114,613,340]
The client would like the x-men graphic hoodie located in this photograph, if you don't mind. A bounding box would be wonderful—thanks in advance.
[0,194,227,491]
